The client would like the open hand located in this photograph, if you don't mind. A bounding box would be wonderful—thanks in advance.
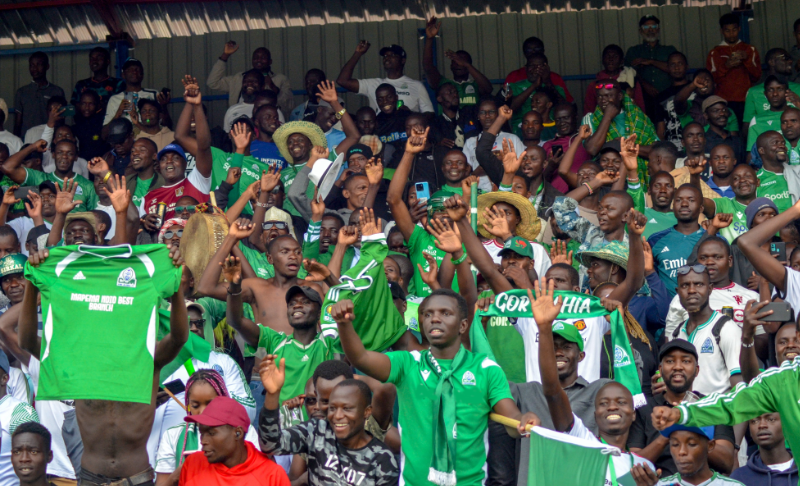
[549,240,573,266]
[55,179,80,214]
[364,157,384,185]
[220,255,243,285]
[259,355,286,395]
[303,258,331,282]
[482,206,513,240]
[428,217,463,253]
[316,80,339,105]
[417,253,440,288]
[528,279,563,328]
[106,174,130,214]
[501,138,526,175]
[358,208,381,237]
[231,122,252,151]
[425,17,441,38]
[24,191,42,220]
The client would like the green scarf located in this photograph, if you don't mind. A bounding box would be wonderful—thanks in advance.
[156,309,212,384]
[174,423,198,468]
[425,346,469,486]
[470,290,645,407]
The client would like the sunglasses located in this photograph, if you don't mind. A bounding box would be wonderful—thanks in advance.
[676,264,706,276]
[304,397,318,406]
[174,205,197,214]
[164,230,183,239]
[641,25,659,31]
[595,83,616,90]
[263,221,288,230]
[189,318,206,327]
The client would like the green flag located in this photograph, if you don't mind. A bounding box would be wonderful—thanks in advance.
[157,308,212,384]
[471,289,644,406]
[527,426,610,486]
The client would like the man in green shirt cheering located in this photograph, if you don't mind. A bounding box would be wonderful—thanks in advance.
[332,290,539,486]
[747,76,796,150]
[644,171,677,238]
[755,130,793,213]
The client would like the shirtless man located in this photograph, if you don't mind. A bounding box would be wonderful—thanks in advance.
[18,246,188,485]
[197,218,324,335]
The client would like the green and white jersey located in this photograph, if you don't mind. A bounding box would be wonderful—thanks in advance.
[404,295,423,343]
[24,244,182,403]
[238,241,273,280]
[0,394,39,485]
[385,348,512,486]
[24,168,98,213]
[407,225,459,297]
[789,140,800,166]
[712,198,748,244]
[676,311,742,395]
[247,325,338,405]
[131,176,153,208]
[479,290,527,383]
[756,168,792,214]
[209,148,273,216]
[657,472,744,486]
[643,208,678,239]
[441,78,481,107]
[744,81,800,123]
[746,110,785,150]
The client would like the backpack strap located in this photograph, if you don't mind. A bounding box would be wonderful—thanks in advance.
[671,322,683,340]
[711,314,732,348]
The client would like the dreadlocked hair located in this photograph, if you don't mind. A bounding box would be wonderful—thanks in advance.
[593,281,651,350]
[214,319,237,348]
[179,369,230,462]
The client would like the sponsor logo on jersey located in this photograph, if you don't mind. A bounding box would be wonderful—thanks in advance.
[763,103,770,111]
[573,320,586,331]
[175,187,184,197]
[301,355,309,362]
[701,337,714,354]
[660,246,670,254]
[75,186,84,195]
[73,271,86,280]
[614,345,631,367]
[465,85,476,94]
[649,218,658,224]
[461,371,476,386]
[736,211,744,219]
[768,120,773,125]
[116,267,137,288]
[421,369,430,381]
[213,364,224,374]
[733,295,743,305]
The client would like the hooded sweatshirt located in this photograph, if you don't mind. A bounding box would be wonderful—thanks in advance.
[730,451,797,486]
[179,441,290,486]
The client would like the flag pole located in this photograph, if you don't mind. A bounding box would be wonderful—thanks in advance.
[490,413,534,432]
[164,387,188,412]
[470,182,478,233]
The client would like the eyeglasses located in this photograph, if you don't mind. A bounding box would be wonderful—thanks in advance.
[174,205,197,214]
[478,110,497,116]
[189,318,206,327]
[164,230,183,239]
[641,25,659,31]
[263,221,287,230]
[595,83,616,90]
[304,397,318,406]
[676,264,706,276]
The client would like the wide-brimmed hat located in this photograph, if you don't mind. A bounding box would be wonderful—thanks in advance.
[576,240,629,269]
[64,212,99,239]
[272,121,327,163]
[477,191,541,242]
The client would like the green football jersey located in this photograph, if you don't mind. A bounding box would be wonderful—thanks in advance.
[386,348,513,486]
[756,168,792,213]
[407,225,459,297]
[132,176,153,208]
[24,244,182,403]
[712,198,748,243]
[643,208,678,239]
[247,325,338,404]
[746,110,784,150]
[441,79,481,107]
[209,148,266,215]
[788,139,800,166]
[24,169,98,213]
[478,290,526,383]
[238,241,273,280]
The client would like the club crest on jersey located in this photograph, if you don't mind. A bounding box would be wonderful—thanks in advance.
[117,267,137,288]
[701,337,714,354]
[408,317,419,331]
[573,320,586,331]
[614,345,631,367]
[175,187,184,197]
[733,295,743,305]
[461,371,476,386]
[213,364,224,374]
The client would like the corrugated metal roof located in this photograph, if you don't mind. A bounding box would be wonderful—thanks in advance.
[0,0,752,48]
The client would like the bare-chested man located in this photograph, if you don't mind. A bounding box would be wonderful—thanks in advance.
[18,246,188,486]
[197,218,324,335]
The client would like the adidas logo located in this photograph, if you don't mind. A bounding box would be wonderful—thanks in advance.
[301,355,309,362]
[660,246,670,254]
[649,218,657,223]
[73,271,86,280]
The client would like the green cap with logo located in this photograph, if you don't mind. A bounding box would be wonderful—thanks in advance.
[498,236,534,259]
[0,254,27,278]
[551,320,584,351]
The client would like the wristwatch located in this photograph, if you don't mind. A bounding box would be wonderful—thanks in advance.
[335,108,346,120]
[254,201,268,209]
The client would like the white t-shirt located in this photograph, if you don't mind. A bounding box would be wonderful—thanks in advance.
[674,311,741,395]
[777,267,800,316]
[657,472,745,486]
[463,131,525,193]
[154,422,259,474]
[93,203,117,240]
[0,131,23,155]
[568,414,654,486]
[6,217,52,256]
[7,368,31,405]
[104,89,159,126]
[767,459,794,471]
[25,357,76,480]
[482,239,551,282]
[223,102,285,132]
[515,314,609,383]
[357,76,433,113]
[665,282,761,337]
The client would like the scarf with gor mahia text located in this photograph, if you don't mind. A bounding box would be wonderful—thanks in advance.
[470,290,645,408]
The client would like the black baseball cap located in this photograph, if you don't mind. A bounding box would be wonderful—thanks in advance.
[231,115,255,131]
[107,118,133,145]
[285,286,323,306]
[388,281,406,301]
[346,144,373,161]
[122,58,144,71]
[379,45,407,59]
[639,15,660,26]
[38,181,57,193]
[659,338,698,361]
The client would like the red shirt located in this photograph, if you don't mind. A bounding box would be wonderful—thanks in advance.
[142,171,210,219]
[179,441,290,486]
[706,41,761,103]
[504,69,574,103]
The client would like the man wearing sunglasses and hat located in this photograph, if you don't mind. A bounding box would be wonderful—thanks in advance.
[672,263,743,396]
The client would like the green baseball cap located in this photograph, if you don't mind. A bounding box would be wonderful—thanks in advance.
[498,236,534,259]
[0,254,27,278]
[551,321,584,351]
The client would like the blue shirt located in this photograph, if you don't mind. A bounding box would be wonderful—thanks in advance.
[705,177,735,199]
[325,129,346,151]
[648,226,707,297]
[250,140,287,171]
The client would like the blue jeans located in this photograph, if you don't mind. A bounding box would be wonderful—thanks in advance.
[249,380,266,426]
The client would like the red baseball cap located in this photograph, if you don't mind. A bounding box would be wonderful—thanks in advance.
[185,396,250,429]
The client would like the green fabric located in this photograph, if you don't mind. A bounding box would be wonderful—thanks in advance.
[24,169,98,212]
[157,308,213,384]
[24,244,181,403]
[403,295,423,343]
[678,102,738,133]
[425,347,469,486]
[756,168,792,213]
[747,110,786,150]
[432,185,463,198]
[509,80,566,136]
[238,241,273,280]
[407,225,459,297]
[712,198,748,243]
[442,78,481,107]
[209,149,265,215]
[624,42,677,92]
[528,427,610,486]
[320,234,406,352]
[478,290,526,383]
[627,183,645,214]
[301,237,356,275]
[471,289,644,405]
[132,176,153,208]
[744,81,800,124]
[643,208,677,239]
[788,139,800,166]
[174,423,198,468]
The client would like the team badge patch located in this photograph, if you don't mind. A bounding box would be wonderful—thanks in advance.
[461,371,476,386]
[614,345,631,367]
[213,364,224,374]
[116,267,137,288]
[175,187,184,197]
[408,317,419,331]
[573,320,586,331]
[701,337,714,354]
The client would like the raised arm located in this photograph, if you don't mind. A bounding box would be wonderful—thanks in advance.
[317,80,360,156]
[386,127,430,241]
[740,300,770,383]
[422,19,444,89]
[565,171,618,203]
[0,140,46,184]
[336,42,370,93]
[331,299,392,382]
[448,50,493,96]
[607,209,646,308]
[249,166,284,251]
[185,80,212,178]
[173,76,202,156]
[363,157,384,209]
[0,304,31,367]
[105,174,130,246]
[222,255,262,347]
[558,125,592,189]
[46,179,81,247]
[0,187,19,227]
[259,355,313,455]
[197,219,257,302]
[474,106,513,185]
[153,249,189,370]
[738,200,800,293]
[674,77,703,115]
[327,225,357,280]
[18,279,41,359]
[584,104,619,156]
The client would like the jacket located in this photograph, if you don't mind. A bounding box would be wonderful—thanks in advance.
[206,59,294,116]
[126,171,166,201]
[706,41,761,103]
[730,451,797,486]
